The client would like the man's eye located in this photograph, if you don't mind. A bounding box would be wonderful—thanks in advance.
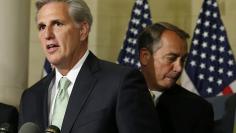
[38,25,45,31]
[54,22,63,27]
[166,56,176,62]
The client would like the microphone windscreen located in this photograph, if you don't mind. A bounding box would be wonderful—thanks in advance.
[18,122,40,133]
[45,125,60,133]
[0,123,11,133]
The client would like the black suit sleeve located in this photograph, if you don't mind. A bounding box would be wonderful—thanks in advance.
[116,69,161,133]
[0,103,18,133]
[193,102,214,133]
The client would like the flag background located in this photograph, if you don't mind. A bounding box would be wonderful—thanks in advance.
[181,0,236,97]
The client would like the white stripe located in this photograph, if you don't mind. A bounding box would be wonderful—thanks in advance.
[180,70,200,95]
[229,80,236,93]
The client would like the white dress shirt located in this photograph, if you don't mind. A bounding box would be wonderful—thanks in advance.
[49,50,89,124]
[149,90,162,106]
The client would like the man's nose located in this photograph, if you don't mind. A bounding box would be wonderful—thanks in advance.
[173,60,183,73]
[44,27,54,40]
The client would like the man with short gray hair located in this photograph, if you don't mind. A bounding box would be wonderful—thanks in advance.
[19,0,161,133]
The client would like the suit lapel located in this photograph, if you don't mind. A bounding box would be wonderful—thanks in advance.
[42,71,55,129]
[61,52,99,133]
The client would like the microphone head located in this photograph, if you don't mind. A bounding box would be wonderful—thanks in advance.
[45,125,60,133]
[18,122,40,133]
[0,123,11,133]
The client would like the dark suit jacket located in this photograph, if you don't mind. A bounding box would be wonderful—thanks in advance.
[156,84,214,133]
[0,103,18,133]
[211,94,236,133]
[19,52,161,133]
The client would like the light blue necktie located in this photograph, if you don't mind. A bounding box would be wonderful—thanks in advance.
[51,77,71,129]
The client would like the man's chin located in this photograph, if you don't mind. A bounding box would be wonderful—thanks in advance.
[158,82,175,91]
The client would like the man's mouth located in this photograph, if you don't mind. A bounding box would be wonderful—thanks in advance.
[46,44,59,49]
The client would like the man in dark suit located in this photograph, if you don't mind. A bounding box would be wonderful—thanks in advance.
[19,0,161,133]
[0,103,18,133]
[138,22,214,133]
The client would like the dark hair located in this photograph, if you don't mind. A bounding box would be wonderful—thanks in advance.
[138,22,189,54]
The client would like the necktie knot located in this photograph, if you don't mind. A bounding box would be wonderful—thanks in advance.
[58,77,71,91]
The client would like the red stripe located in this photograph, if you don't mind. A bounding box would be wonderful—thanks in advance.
[222,86,233,95]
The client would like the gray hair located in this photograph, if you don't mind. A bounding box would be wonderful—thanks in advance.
[138,22,189,54]
[35,0,93,28]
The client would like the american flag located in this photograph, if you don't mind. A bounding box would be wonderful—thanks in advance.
[183,0,236,97]
[117,0,152,69]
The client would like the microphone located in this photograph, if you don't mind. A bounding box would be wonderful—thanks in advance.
[18,122,40,133]
[45,125,60,133]
[0,123,12,133]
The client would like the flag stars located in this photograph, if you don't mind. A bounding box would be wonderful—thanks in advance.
[197,19,201,24]
[200,8,203,13]
[143,13,149,19]
[130,59,134,64]
[205,10,211,16]
[131,18,140,25]
[213,12,218,18]
[228,60,234,66]
[190,60,196,66]
[136,62,141,68]
[201,53,206,59]
[207,0,212,5]
[200,63,206,69]
[193,39,199,45]
[212,34,217,40]
[136,0,143,5]
[227,71,233,77]
[202,42,208,48]
[144,4,149,9]
[219,58,224,64]
[209,66,215,72]
[207,88,213,93]
[217,79,223,85]
[212,24,217,29]
[203,32,209,38]
[213,2,217,7]
[134,8,141,15]
[220,26,225,31]
[128,38,132,43]
[218,68,224,74]
[211,45,216,51]
[123,57,130,63]
[210,55,216,61]
[219,36,225,42]
[228,50,233,55]
[219,46,225,53]
[198,74,205,80]
[208,76,214,82]
[126,47,131,53]
[192,50,197,56]
[195,29,200,35]
[142,23,147,28]
[132,39,137,45]
[204,21,210,27]
[131,49,135,55]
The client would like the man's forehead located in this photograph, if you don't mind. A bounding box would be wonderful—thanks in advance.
[37,2,70,23]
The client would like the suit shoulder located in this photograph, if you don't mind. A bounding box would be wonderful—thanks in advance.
[0,103,17,112]
[23,73,53,96]
[98,59,141,75]
[165,84,212,108]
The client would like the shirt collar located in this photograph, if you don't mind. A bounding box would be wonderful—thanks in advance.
[55,50,89,89]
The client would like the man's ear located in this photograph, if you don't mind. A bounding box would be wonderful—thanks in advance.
[79,21,90,41]
[139,48,151,66]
